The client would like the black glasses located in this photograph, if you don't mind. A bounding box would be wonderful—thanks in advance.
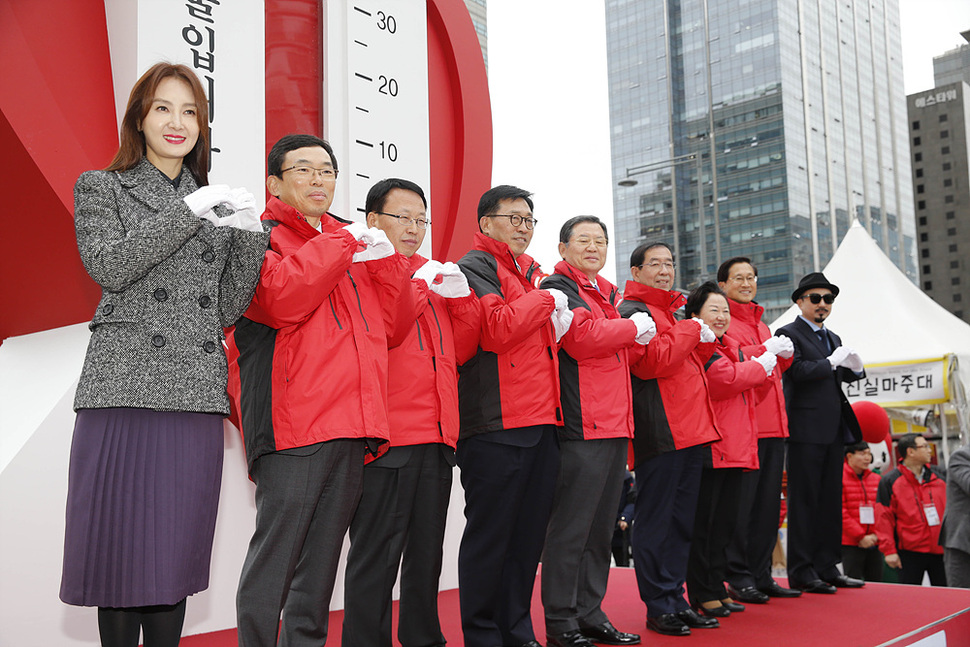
[280,165,338,179]
[803,293,836,304]
[376,211,430,229]
[485,214,537,229]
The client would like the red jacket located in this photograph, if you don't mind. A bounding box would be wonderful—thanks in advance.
[231,197,413,471]
[384,254,481,450]
[724,299,792,439]
[456,233,562,437]
[540,261,637,441]
[842,461,881,546]
[703,335,765,469]
[617,282,721,466]
[876,465,947,556]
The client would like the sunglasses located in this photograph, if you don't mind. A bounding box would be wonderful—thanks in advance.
[803,293,836,304]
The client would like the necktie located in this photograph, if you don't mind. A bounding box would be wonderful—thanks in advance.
[816,329,831,353]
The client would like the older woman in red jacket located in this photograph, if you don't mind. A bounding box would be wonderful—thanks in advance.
[684,282,776,619]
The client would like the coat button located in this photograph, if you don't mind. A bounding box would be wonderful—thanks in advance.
[199,295,212,308]
[153,288,168,301]
[102,304,114,315]
[152,335,166,348]
[202,249,216,262]
[203,340,217,353]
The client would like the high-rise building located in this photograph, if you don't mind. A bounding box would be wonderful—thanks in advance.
[605,0,916,320]
[463,0,488,70]
[909,32,970,324]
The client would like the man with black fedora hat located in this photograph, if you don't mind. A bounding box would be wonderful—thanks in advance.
[776,272,866,594]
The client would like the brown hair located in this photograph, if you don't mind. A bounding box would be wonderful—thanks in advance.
[105,62,210,185]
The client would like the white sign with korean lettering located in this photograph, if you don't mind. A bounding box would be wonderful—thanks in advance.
[843,359,947,406]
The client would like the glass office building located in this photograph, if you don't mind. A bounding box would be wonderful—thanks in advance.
[605,0,916,320]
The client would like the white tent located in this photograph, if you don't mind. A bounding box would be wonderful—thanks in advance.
[769,220,970,456]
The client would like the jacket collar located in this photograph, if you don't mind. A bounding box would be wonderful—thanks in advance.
[728,298,764,324]
[263,196,351,240]
[408,253,429,274]
[622,280,686,312]
[554,260,618,304]
[473,232,539,281]
[116,157,198,211]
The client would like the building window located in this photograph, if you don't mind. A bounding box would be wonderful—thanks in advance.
[918,200,926,209]
[950,244,959,252]
[949,228,958,235]
[924,281,933,290]
[915,152,923,162]
[922,248,930,258]
[912,120,921,129]
[913,136,921,146]
[919,216,927,225]
[943,162,952,171]
[916,168,924,178]
[941,130,949,138]
[942,146,950,154]
[917,185,925,194]
[945,195,954,203]
[940,114,948,122]
[955,294,963,303]
[944,178,953,187]
[923,264,932,274]
[952,277,961,286]
[951,260,960,269]
[920,233,929,241]
[947,211,956,219]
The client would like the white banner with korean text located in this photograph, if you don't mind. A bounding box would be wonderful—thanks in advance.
[843,357,950,407]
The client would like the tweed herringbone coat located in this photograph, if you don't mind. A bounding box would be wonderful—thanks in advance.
[72,157,268,415]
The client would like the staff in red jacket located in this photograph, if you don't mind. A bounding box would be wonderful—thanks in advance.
[232,135,414,646]
[841,441,883,582]
[716,257,802,603]
[876,433,948,585]
[342,178,481,647]
[539,216,654,647]
[618,242,722,637]
[455,185,571,647]
[685,282,775,619]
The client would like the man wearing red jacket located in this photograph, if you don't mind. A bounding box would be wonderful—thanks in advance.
[342,178,481,647]
[539,216,654,647]
[455,185,572,647]
[876,433,948,585]
[617,242,722,637]
[841,441,883,581]
[232,135,414,646]
[716,257,802,603]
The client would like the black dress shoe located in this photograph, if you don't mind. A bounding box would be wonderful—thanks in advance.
[726,583,769,604]
[758,581,802,598]
[695,604,730,618]
[646,613,690,636]
[794,579,837,594]
[522,642,543,647]
[677,608,720,628]
[579,621,641,645]
[721,600,745,613]
[824,574,865,588]
[547,629,595,647]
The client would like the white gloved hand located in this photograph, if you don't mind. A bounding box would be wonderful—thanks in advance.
[828,345,851,370]
[225,188,256,211]
[343,221,369,241]
[763,335,794,359]
[229,205,265,233]
[629,312,657,345]
[352,227,395,262]
[184,184,233,216]
[551,308,574,343]
[752,352,778,376]
[692,317,716,343]
[413,260,445,289]
[544,288,569,314]
[430,262,471,298]
[842,348,864,372]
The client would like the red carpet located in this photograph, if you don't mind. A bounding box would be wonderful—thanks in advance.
[181,568,970,646]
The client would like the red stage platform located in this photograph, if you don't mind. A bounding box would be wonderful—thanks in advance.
[182,568,970,646]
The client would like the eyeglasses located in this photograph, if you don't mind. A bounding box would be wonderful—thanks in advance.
[570,237,608,249]
[635,261,675,271]
[376,211,430,229]
[280,166,339,180]
[486,214,537,229]
[802,293,836,304]
[728,275,758,284]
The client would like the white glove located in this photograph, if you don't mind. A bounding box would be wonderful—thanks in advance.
[184,184,233,216]
[413,260,445,289]
[763,335,794,359]
[225,188,256,211]
[752,352,778,376]
[228,205,265,233]
[828,345,851,370]
[430,262,471,298]
[551,308,574,343]
[343,221,369,241]
[842,348,864,372]
[629,312,656,346]
[352,228,395,262]
[544,288,569,314]
[692,317,716,343]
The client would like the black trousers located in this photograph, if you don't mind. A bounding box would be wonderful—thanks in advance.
[456,426,560,647]
[786,439,844,586]
[898,549,947,586]
[726,438,785,589]
[841,545,883,582]
[687,467,744,605]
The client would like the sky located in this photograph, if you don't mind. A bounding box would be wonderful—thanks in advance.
[486,0,970,284]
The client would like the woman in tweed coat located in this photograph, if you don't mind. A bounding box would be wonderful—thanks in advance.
[59,63,268,647]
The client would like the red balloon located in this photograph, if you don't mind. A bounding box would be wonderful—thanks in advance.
[852,400,891,443]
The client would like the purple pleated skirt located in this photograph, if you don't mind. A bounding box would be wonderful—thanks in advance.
[60,407,224,608]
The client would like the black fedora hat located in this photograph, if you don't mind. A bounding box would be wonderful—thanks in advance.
[791,271,840,302]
